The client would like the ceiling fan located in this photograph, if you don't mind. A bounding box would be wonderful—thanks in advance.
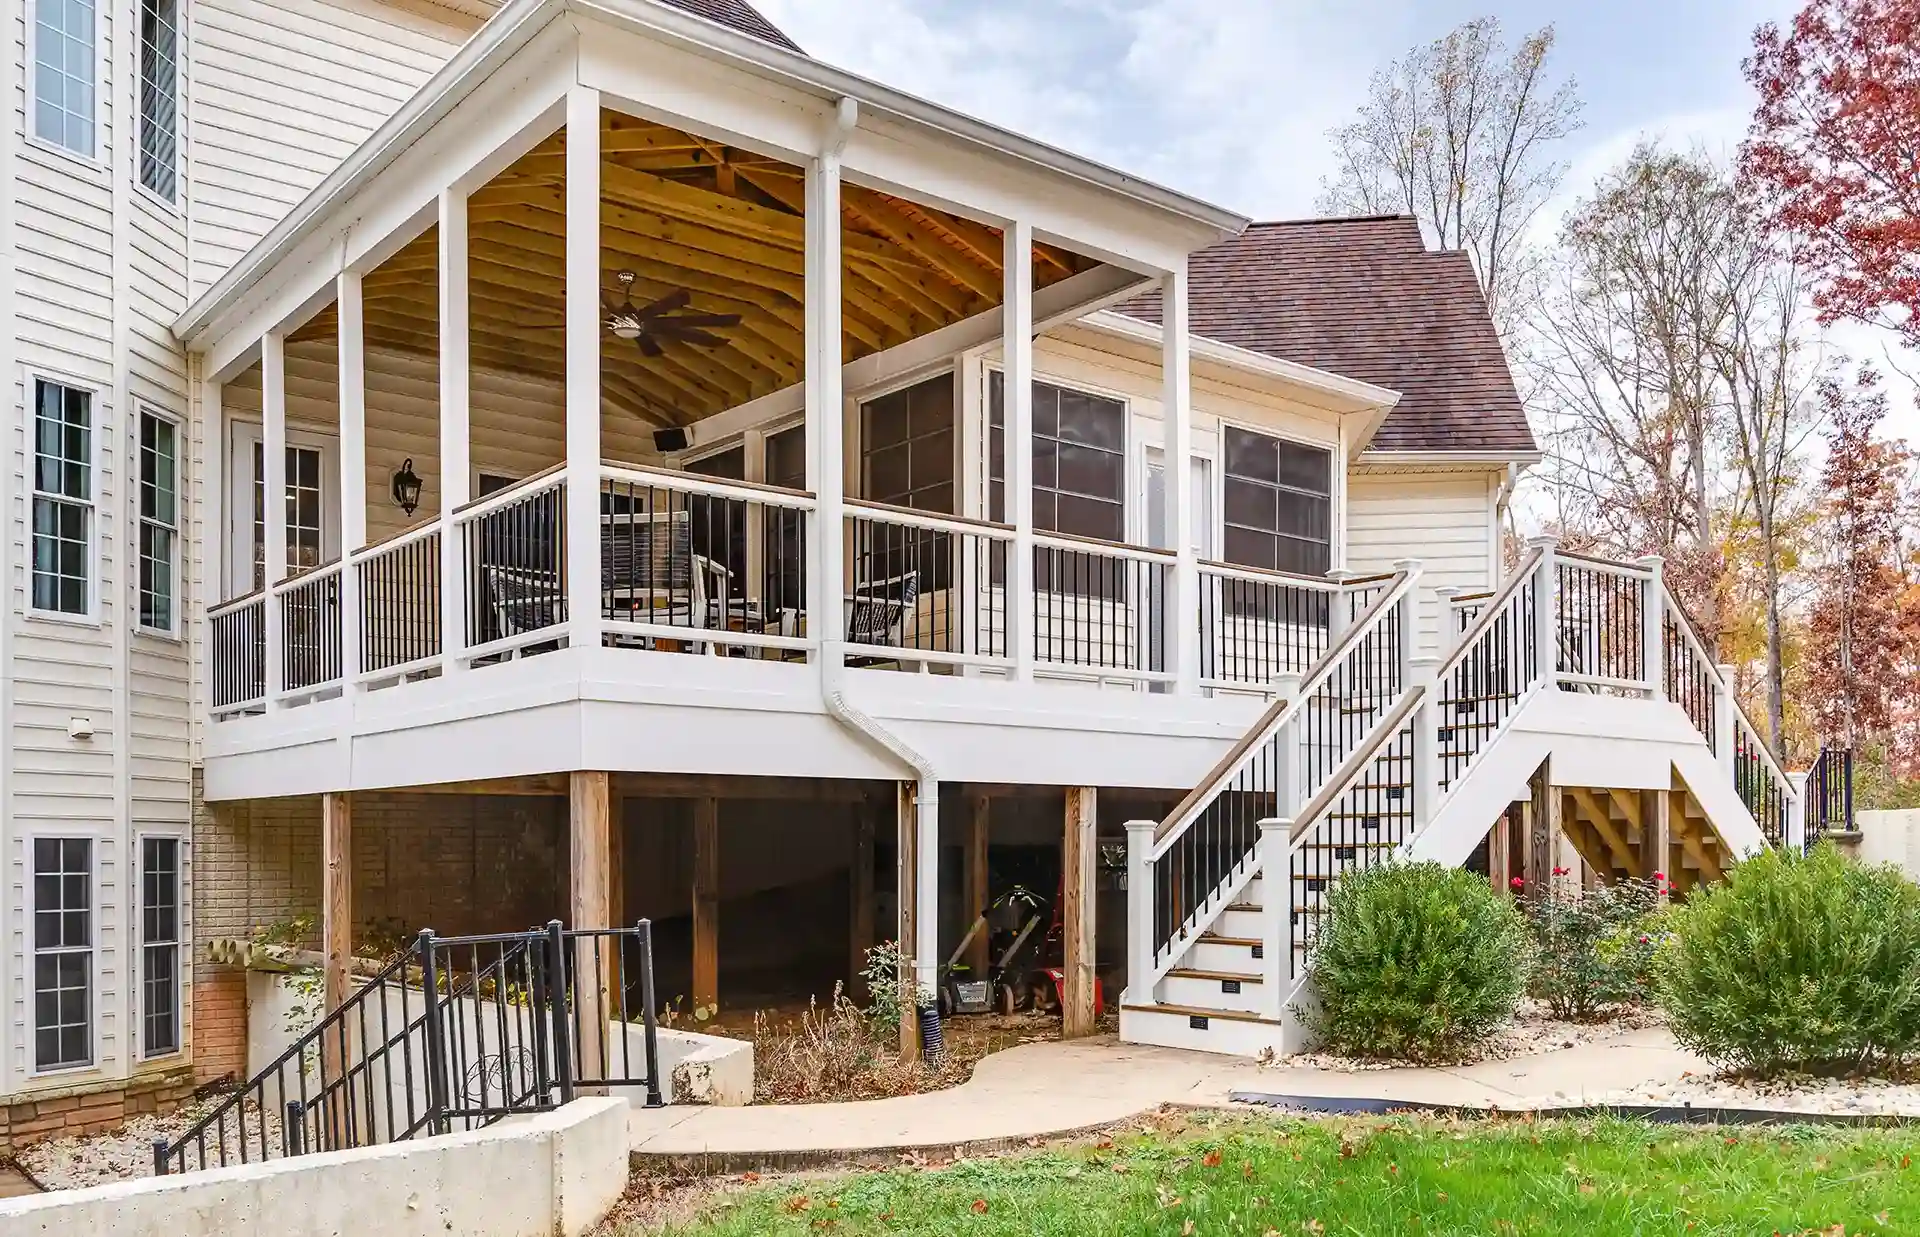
[599,271,740,357]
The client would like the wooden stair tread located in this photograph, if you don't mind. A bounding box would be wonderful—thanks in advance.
[1123,1001,1280,1027]
[1167,967,1263,984]
[1198,933,1259,947]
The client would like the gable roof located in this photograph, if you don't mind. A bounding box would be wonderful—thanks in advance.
[656,0,802,52]
[1124,215,1535,455]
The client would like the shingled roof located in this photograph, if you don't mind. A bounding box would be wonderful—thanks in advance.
[1124,215,1535,454]
[657,0,803,53]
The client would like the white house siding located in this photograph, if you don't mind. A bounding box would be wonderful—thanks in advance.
[185,0,477,298]
[1346,467,1501,656]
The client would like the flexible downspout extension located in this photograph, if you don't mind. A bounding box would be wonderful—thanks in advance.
[822,651,940,1006]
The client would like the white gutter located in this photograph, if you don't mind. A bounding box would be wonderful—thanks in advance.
[1356,450,1545,469]
[174,0,1249,345]
[1079,309,1402,412]
[821,651,940,1012]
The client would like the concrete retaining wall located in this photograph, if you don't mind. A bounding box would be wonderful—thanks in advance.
[1858,810,1920,876]
[0,1097,630,1237]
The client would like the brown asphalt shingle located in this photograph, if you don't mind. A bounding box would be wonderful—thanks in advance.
[657,0,804,53]
[1123,215,1536,454]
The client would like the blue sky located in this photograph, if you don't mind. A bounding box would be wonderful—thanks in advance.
[754,0,1917,434]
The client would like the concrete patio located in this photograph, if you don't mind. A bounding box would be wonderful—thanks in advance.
[626,1027,1706,1169]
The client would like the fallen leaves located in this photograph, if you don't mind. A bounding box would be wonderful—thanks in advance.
[1203,1149,1224,1168]
[784,1196,811,1214]
[970,1199,988,1214]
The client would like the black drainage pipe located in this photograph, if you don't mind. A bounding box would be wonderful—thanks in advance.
[1228,1092,1920,1128]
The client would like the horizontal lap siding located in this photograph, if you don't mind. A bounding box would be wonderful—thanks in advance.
[186,0,471,297]
[1345,470,1499,656]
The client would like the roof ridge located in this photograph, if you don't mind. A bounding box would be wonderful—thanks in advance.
[1243,213,1417,229]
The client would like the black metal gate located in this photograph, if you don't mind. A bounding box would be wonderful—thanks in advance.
[156,920,663,1175]
[1806,746,1855,848]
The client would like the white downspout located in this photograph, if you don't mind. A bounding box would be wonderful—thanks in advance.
[822,654,941,1004]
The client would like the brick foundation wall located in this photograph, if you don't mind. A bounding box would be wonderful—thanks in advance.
[0,1068,197,1154]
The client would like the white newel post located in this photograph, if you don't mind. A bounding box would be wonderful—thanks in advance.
[1273,673,1302,816]
[439,188,471,674]
[1787,770,1809,852]
[1528,536,1558,688]
[1004,220,1035,681]
[805,102,852,656]
[1409,656,1439,830]
[1256,818,1289,1001]
[564,87,603,655]
[1639,555,1665,701]
[262,331,288,711]
[1124,819,1155,1006]
[338,271,367,687]
[1326,568,1359,644]
[1433,586,1462,658]
[1162,263,1198,694]
[1392,559,1421,675]
[1716,663,1739,778]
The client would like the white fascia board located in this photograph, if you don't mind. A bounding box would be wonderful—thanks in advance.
[175,0,1248,348]
[1079,309,1403,414]
[1354,449,1545,470]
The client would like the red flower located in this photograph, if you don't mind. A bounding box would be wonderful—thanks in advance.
[1552,866,1569,877]
[1510,876,1526,889]
[1652,871,1666,881]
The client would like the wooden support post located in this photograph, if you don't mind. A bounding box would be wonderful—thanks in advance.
[569,772,611,1086]
[1488,804,1512,896]
[692,798,719,1013]
[896,781,920,1060]
[1526,760,1553,902]
[321,791,352,1144]
[1062,787,1097,1039]
[609,795,626,929]
[963,794,990,979]
[849,802,875,1001]
[1644,785,1672,900]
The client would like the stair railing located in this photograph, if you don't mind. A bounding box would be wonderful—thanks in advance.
[1126,563,1420,998]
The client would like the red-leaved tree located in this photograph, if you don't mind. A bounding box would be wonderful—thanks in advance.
[1742,0,1920,341]
[1804,367,1920,769]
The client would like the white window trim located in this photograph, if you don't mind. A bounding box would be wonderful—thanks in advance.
[136,407,185,639]
[135,832,186,1062]
[27,371,103,627]
[25,0,103,167]
[134,0,184,208]
[224,419,341,598]
[29,832,99,1078]
[1213,412,1343,575]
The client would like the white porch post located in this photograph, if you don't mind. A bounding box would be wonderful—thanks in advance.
[1162,262,1198,693]
[1528,535,1558,688]
[1004,221,1035,681]
[439,189,471,672]
[1409,656,1439,829]
[565,86,603,653]
[338,271,366,686]
[805,120,848,653]
[262,332,288,712]
[1787,770,1809,852]
[1639,555,1665,701]
[199,375,224,725]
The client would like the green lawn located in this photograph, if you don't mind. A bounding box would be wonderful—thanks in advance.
[634,1115,1920,1236]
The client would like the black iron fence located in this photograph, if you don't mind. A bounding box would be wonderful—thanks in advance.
[155,920,662,1176]
[1807,746,1854,847]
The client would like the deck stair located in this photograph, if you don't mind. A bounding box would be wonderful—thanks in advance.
[1120,539,1803,1059]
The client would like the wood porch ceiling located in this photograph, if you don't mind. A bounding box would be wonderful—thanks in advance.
[296,112,1098,428]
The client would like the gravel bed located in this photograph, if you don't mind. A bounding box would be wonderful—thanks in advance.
[19,1094,286,1192]
[1273,1001,1667,1071]
[1591,1071,1920,1117]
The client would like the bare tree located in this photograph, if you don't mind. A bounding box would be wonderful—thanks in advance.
[1318,17,1583,337]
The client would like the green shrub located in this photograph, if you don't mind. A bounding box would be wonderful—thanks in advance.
[1527,875,1661,1019]
[1654,844,1920,1076]
[1300,861,1530,1061]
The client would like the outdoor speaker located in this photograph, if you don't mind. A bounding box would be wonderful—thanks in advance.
[653,427,690,453]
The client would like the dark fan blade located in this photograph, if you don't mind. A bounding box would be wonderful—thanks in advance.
[635,333,665,358]
[633,288,692,320]
[661,312,741,329]
[669,329,729,347]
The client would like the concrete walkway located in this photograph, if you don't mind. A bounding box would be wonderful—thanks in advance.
[628,1027,1706,1168]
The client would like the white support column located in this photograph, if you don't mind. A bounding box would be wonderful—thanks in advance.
[262,332,288,711]
[1528,535,1559,688]
[1787,770,1809,852]
[1638,555,1666,701]
[1004,221,1035,681]
[1409,656,1440,829]
[565,87,603,654]
[199,375,225,726]
[805,143,847,652]
[439,189,471,671]
[338,271,367,686]
[1256,818,1289,1000]
[1124,818,1155,1006]
[1162,263,1198,694]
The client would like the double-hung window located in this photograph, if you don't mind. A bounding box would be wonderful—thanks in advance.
[1221,425,1333,576]
[33,0,97,157]
[141,838,182,1057]
[33,838,93,1071]
[32,379,94,616]
[137,0,180,201]
[139,412,180,632]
